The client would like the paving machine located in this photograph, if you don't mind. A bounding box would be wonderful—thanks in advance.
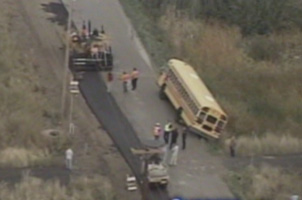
[69,20,113,72]
[131,140,169,189]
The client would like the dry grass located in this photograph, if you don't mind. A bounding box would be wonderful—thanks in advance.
[0,174,115,200]
[226,165,302,200]
[225,134,302,156]
[159,8,302,142]
[0,148,51,168]
[0,0,62,166]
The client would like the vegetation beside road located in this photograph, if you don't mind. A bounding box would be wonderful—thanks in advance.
[226,165,302,200]
[0,174,114,200]
[119,1,302,199]
[119,0,302,156]
[0,1,68,167]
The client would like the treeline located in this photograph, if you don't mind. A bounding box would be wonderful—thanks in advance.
[139,0,302,35]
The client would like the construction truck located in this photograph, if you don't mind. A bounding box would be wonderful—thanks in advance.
[131,140,169,189]
[69,21,113,73]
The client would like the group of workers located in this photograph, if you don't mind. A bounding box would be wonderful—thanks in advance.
[152,121,188,166]
[106,68,140,93]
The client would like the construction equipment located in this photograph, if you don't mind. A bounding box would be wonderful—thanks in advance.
[69,21,113,72]
[131,140,169,189]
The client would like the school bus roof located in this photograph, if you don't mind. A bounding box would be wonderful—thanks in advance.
[168,59,226,115]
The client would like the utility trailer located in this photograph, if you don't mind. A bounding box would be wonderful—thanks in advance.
[69,21,113,72]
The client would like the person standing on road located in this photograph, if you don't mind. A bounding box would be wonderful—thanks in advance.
[120,71,130,93]
[170,128,179,149]
[164,121,173,144]
[153,123,162,140]
[229,136,236,157]
[169,144,179,166]
[131,68,139,90]
[182,126,188,150]
[107,71,113,93]
[65,148,73,170]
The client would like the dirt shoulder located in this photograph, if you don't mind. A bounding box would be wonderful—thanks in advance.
[2,0,140,199]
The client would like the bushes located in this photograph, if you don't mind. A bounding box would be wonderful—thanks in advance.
[226,165,302,200]
[0,148,51,168]
[159,10,302,138]
[0,174,115,200]
[140,0,302,35]
[232,134,302,156]
[0,1,61,166]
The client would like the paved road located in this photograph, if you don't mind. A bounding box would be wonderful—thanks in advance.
[62,0,234,199]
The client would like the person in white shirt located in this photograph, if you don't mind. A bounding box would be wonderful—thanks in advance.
[65,148,73,170]
[169,144,179,166]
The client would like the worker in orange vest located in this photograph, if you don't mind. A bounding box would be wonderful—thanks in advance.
[131,68,139,90]
[120,71,130,92]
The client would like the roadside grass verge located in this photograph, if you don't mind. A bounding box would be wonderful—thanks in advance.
[119,2,302,155]
[0,148,51,168]
[233,134,302,156]
[0,174,115,200]
[225,165,302,200]
[118,0,172,68]
[0,0,63,167]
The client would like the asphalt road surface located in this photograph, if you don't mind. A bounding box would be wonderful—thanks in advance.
[79,72,170,200]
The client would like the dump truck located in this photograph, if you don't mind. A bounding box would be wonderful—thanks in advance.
[69,21,113,72]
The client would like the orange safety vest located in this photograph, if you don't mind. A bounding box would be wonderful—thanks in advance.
[131,70,139,79]
[121,74,130,82]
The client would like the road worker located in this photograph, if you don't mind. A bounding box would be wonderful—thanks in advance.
[91,45,99,59]
[229,136,236,157]
[65,148,73,170]
[169,127,179,149]
[169,144,179,166]
[120,72,130,92]
[164,121,173,144]
[182,126,188,150]
[153,123,162,140]
[131,68,139,90]
[81,22,89,40]
[107,71,113,92]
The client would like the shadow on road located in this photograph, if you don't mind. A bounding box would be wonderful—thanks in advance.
[41,2,67,26]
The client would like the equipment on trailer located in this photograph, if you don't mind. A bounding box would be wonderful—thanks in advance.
[69,21,113,72]
[131,140,169,189]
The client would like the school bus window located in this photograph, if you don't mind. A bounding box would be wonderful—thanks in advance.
[196,112,206,123]
[202,107,210,112]
[215,121,224,133]
[203,125,212,131]
[206,115,217,124]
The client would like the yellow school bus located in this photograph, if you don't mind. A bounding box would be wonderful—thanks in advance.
[158,59,227,139]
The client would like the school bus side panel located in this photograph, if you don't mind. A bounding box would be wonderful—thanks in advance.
[165,80,195,126]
